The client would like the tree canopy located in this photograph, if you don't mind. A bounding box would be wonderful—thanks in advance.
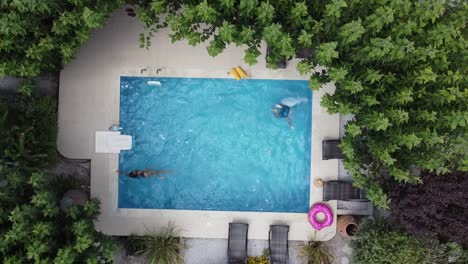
[0,0,124,81]
[137,0,468,207]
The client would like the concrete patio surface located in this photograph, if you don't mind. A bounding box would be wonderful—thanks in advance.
[58,8,340,241]
[113,235,352,264]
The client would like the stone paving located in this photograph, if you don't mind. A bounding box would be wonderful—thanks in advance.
[113,234,352,264]
[182,238,307,264]
[324,234,353,264]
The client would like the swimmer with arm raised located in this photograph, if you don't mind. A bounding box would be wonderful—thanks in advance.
[272,97,308,129]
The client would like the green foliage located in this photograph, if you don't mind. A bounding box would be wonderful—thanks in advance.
[296,60,313,76]
[244,47,261,66]
[300,240,333,264]
[352,218,468,264]
[247,248,269,264]
[130,223,184,264]
[338,19,365,45]
[48,174,86,198]
[136,1,326,64]
[0,96,58,168]
[422,239,468,264]
[315,42,339,65]
[136,0,467,208]
[352,219,429,264]
[124,234,143,256]
[0,166,116,263]
[17,79,33,96]
[0,0,124,80]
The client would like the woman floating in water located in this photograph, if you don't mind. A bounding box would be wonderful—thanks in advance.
[117,169,169,179]
[271,97,308,129]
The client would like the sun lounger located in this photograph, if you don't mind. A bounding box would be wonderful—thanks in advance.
[269,225,289,264]
[323,181,367,201]
[296,47,313,59]
[228,223,249,264]
[322,140,345,160]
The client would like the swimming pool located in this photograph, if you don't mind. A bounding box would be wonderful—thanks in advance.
[118,77,312,212]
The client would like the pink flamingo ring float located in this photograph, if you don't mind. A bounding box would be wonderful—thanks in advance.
[308,203,334,230]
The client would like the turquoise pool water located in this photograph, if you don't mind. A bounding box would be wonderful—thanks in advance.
[119,77,312,212]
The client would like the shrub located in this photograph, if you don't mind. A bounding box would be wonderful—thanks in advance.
[124,234,144,256]
[130,223,184,264]
[300,240,334,264]
[389,170,468,247]
[0,95,58,168]
[0,166,116,263]
[422,238,468,264]
[48,174,87,198]
[351,218,429,264]
[136,0,468,208]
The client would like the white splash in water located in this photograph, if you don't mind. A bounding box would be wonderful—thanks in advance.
[280,96,308,107]
[147,81,161,86]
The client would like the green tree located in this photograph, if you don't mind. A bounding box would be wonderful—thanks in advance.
[0,0,124,79]
[0,166,116,263]
[309,1,468,208]
[136,0,468,207]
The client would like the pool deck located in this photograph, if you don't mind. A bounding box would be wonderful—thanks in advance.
[58,8,339,241]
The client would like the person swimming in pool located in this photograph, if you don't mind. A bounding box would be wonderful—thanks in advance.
[116,169,169,179]
[272,96,309,129]
[272,104,290,118]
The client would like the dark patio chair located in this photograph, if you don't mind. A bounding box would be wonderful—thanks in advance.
[322,140,345,160]
[228,223,249,264]
[266,45,287,69]
[295,47,314,59]
[323,181,367,201]
[269,225,289,264]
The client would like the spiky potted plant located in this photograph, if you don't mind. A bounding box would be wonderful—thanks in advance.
[131,223,185,264]
[300,240,334,264]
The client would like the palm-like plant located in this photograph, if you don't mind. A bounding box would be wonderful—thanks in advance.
[133,224,184,264]
[300,240,334,264]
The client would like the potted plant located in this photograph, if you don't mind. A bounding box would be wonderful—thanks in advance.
[127,223,184,264]
[337,215,359,238]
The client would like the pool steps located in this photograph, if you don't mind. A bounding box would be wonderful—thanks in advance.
[95,131,132,153]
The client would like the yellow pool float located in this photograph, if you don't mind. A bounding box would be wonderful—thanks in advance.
[236,67,248,78]
[231,68,241,80]
[230,66,248,80]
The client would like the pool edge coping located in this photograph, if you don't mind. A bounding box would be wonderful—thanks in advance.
[90,78,339,241]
